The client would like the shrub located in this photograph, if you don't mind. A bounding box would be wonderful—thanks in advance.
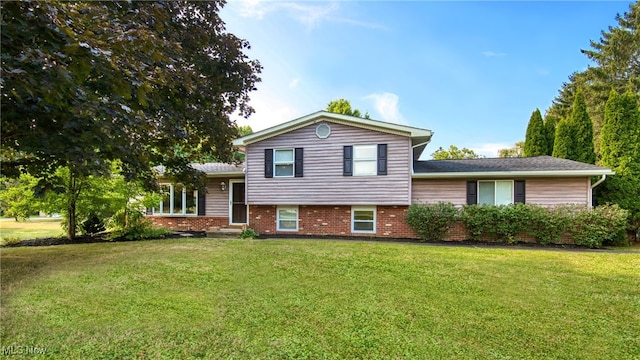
[406,202,459,241]
[492,204,532,243]
[460,205,492,241]
[526,205,573,245]
[570,204,629,248]
[240,228,259,239]
[81,213,106,235]
[108,210,172,241]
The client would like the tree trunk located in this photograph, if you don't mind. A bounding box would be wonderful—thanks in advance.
[66,169,82,241]
[67,199,76,241]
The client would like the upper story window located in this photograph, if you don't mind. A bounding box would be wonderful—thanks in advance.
[344,144,387,176]
[154,184,197,216]
[265,148,304,178]
[274,149,294,177]
[353,145,377,176]
[316,123,331,139]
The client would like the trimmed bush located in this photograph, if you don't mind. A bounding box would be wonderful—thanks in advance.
[406,202,459,241]
[527,205,574,245]
[570,204,629,248]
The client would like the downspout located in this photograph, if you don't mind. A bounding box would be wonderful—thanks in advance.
[590,174,607,207]
[591,174,607,189]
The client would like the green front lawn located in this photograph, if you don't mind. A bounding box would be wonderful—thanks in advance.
[1,239,638,359]
[0,218,64,244]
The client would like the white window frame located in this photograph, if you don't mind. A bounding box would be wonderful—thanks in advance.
[277,206,299,231]
[351,206,376,233]
[154,183,198,216]
[353,144,377,176]
[274,148,295,178]
[478,180,514,206]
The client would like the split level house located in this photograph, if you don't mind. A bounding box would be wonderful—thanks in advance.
[149,111,614,239]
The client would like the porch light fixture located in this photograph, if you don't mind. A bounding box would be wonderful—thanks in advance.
[220,181,226,191]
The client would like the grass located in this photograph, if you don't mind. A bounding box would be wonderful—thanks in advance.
[0,218,64,244]
[1,239,639,359]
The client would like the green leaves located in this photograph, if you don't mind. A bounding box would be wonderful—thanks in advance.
[524,109,548,157]
[551,89,596,164]
[431,145,483,160]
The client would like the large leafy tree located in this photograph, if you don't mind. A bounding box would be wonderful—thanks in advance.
[498,141,524,158]
[327,99,370,119]
[1,1,261,239]
[431,145,483,160]
[596,90,640,232]
[524,109,548,156]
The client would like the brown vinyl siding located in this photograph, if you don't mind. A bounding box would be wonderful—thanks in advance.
[526,177,590,206]
[205,177,243,216]
[245,122,412,205]
[411,177,591,207]
[411,179,467,206]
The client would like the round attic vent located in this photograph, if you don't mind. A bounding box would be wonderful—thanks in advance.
[316,123,331,139]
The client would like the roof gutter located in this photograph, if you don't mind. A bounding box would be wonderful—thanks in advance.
[590,174,607,189]
[412,169,614,179]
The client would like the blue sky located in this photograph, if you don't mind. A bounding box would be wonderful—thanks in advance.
[220,1,632,159]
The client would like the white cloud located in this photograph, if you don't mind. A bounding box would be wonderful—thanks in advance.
[233,0,384,30]
[288,78,300,88]
[482,51,507,57]
[233,90,301,132]
[236,0,271,19]
[470,142,513,158]
[365,92,407,125]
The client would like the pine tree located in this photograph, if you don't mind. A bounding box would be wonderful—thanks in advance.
[524,109,548,156]
[552,118,575,160]
[596,89,640,232]
[570,89,596,164]
[544,114,558,156]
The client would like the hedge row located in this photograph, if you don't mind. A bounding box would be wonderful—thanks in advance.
[406,203,629,248]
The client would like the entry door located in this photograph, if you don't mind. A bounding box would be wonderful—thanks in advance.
[230,182,247,224]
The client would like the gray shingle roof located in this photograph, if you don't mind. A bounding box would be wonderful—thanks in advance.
[155,162,244,176]
[414,156,612,175]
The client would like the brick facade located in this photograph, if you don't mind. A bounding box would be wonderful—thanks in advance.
[147,216,229,231]
[147,208,574,244]
[249,205,420,238]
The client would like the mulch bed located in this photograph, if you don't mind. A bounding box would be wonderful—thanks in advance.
[2,231,206,247]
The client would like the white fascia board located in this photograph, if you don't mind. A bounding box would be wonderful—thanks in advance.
[232,111,432,146]
[205,171,245,177]
[412,169,615,179]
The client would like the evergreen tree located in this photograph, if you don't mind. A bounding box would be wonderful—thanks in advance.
[524,109,548,156]
[570,89,596,164]
[596,90,640,233]
[544,114,558,156]
[552,118,575,160]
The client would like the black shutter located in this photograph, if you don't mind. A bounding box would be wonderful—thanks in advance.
[466,180,478,205]
[343,146,353,176]
[294,148,303,177]
[265,149,273,178]
[514,180,526,204]
[377,144,387,175]
[197,190,206,216]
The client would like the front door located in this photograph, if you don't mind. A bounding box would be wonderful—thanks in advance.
[230,181,247,224]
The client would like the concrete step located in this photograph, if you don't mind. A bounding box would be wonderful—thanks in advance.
[206,227,243,238]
